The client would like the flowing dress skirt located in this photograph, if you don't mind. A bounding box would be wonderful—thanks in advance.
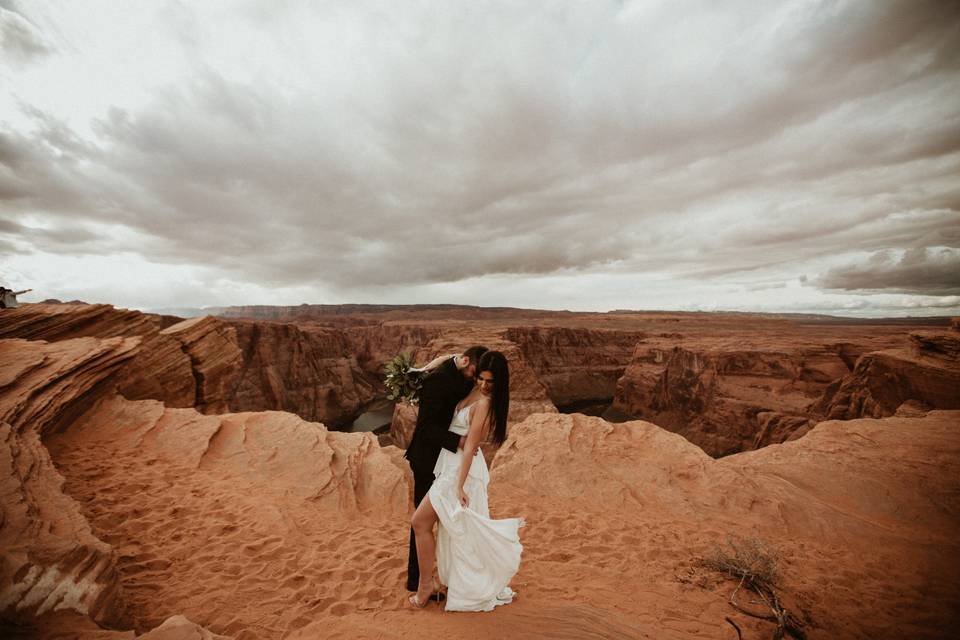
[430,448,524,612]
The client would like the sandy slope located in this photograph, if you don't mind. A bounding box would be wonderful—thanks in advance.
[21,404,958,639]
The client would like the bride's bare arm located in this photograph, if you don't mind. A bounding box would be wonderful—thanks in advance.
[456,400,490,507]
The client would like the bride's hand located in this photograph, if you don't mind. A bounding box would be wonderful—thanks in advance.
[458,487,469,508]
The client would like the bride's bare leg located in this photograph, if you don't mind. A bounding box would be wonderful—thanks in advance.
[410,494,439,604]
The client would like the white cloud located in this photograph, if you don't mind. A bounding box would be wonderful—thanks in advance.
[1,0,959,315]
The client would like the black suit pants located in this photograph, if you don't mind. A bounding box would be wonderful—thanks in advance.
[407,467,435,591]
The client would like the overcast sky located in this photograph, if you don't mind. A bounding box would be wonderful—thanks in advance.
[2,1,959,316]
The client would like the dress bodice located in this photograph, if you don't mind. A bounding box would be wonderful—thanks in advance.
[448,403,474,436]
[434,401,488,483]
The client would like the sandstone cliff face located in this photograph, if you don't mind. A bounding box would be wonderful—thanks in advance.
[345,324,444,377]
[389,402,418,450]
[0,304,174,342]
[611,344,847,456]
[0,306,379,429]
[814,331,960,420]
[143,316,377,426]
[505,326,644,408]
[0,337,138,624]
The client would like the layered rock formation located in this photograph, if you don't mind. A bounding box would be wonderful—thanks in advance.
[128,316,378,427]
[346,324,444,379]
[0,303,178,342]
[814,330,960,420]
[0,333,409,637]
[505,326,645,409]
[0,337,138,624]
[0,305,378,429]
[283,409,960,640]
[612,342,850,456]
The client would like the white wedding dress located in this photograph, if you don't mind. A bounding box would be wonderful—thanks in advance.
[429,403,524,612]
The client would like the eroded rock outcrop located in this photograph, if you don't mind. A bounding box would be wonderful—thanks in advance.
[0,306,379,429]
[612,344,843,456]
[148,316,377,426]
[43,393,409,635]
[346,324,444,378]
[505,327,644,408]
[0,333,409,636]
[0,304,177,342]
[814,331,960,420]
[487,411,960,639]
[0,337,138,625]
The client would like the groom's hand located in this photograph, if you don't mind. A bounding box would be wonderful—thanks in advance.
[458,435,466,449]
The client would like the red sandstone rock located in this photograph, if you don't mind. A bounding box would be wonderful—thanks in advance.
[4,324,958,638]
[814,331,960,420]
[155,316,377,426]
[505,326,645,407]
[137,615,233,640]
[486,410,960,639]
[388,401,418,450]
[41,393,409,635]
[346,324,444,378]
[0,304,173,341]
[0,337,138,625]
[612,344,838,456]
[0,306,380,428]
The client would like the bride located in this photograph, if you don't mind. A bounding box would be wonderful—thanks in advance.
[408,350,524,611]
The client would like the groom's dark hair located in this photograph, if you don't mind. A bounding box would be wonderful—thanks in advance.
[462,345,489,367]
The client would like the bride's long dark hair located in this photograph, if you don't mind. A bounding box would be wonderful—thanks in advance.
[479,351,510,444]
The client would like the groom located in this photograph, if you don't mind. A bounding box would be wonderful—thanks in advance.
[405,345,488,594]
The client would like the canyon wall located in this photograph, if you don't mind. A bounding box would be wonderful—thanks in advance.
[505,326,645,408]
[813,330,960,420]
[127,316,378,427]
[611,342,850,456]
[0,305,378,429]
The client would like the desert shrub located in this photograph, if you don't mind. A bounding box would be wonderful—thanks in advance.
[703,535,781,589]
[700,536,805,640]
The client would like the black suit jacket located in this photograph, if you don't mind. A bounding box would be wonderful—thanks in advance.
[405,357,472,476]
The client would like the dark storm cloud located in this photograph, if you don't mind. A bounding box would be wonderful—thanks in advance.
[3,0,960,308]
[818,248,960,295]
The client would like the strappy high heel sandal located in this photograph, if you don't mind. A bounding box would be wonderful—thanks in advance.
[408,577,441,609]
[408,592,430,609]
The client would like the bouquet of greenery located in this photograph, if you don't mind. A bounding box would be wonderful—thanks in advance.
[384,352,425,405]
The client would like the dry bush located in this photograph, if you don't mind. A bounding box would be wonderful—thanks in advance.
[704,536,781,588]
[700,536,805,640]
